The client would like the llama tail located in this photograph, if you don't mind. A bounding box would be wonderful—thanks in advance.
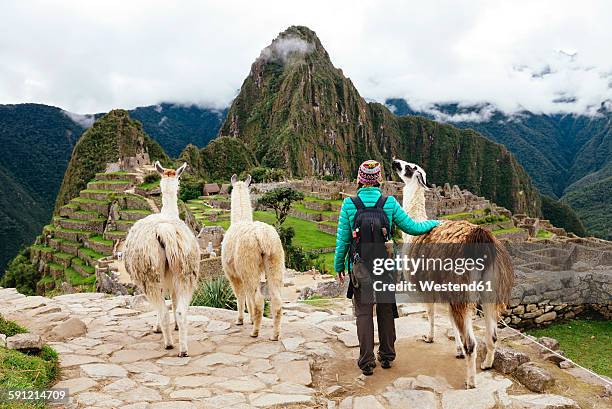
[155,223,200,291]
[464,226,515,315]
[253,224,285,282]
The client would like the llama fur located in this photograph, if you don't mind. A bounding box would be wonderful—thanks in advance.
[393,158,514,388]
[221,174,285,340]
[124,162,200,356]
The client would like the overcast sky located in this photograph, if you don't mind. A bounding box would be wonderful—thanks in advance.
[1,0,611,117]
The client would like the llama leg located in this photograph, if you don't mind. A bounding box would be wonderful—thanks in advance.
[171,290,179,331]
[420,303,435,343]
[268,281,282,341]
[481,303,498,370]
[175,292,191,357]
[249,288,264,338]
[149,291,173,350]
[236,292,245,325]
[450,314,464,358]
[451,304,477,389]
[246,297,255,324]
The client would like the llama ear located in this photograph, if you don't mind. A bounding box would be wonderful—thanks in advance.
[154,161,165,175]
[245,174,252,186]
[416,171,432,190]
[230,174,237,185]
[176,162,188,177]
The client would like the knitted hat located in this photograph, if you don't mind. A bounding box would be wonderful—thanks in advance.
[358,160,382,185]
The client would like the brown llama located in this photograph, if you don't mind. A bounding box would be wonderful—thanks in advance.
[393,158,514,388]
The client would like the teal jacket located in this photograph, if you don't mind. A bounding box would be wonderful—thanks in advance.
[334,187,440,273]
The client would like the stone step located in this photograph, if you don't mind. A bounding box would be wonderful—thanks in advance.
[95,172,141,183]
[104,230,127,241]
[80,189,114,201]
[87,180,132,192]
[53,228,95,242]
[47,262,65,279]
[119,209,151,221]
[84,236,114,255]
[60,239,83,256]
[71,210,102,221]
[59,204,79,218]
[71,257,95,276]
[56,218,106,234]
[71,198,111,216]
[115,220,135,232]
[78,247,104,266]
[52,251,73,268]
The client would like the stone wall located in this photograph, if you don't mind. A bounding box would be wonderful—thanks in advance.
[501,239,612,327]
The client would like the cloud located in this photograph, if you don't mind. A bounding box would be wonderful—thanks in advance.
[0,0,611,116]
[62,110,95,128]
[258,35,314,64]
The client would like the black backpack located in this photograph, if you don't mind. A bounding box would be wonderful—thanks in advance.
[349,195,392,298]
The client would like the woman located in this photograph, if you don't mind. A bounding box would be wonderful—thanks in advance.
[334,159,440,376]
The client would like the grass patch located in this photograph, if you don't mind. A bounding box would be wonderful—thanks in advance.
[0,316,60,408]
[71,258,95,274]
[81,189,114,194]
[65,268,96,287]
[536,229,553,239]
[301,295,335,308]
[139,180,160,190]
[441,212,474,220]
[315,252,336,274]
[30,245,53,253]
[79,247,104,260]
[89,235,114,246]
[492,227,524,235]
[0,316,28,337]
[527,319,611,377]
[122,209,151,214]
[54,252,73,260]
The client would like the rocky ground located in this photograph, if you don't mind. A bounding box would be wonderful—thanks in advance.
[0,287,609,409]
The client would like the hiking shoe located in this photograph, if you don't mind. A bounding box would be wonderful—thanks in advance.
[380,359,392,369]
[361,363,376,376]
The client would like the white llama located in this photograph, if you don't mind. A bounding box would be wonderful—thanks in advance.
[393,158,514,388]
[124,162,200,356]
[221,175,284,340]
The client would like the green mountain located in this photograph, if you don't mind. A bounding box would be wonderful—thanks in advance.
[386,99,611,239]
[0,104,85,274]
[130,103,226,156]
[195,26,540,215]
[54,110,168,212]
[0,103,224,273]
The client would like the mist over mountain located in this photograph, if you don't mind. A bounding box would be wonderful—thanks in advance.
[184,26,540,217]
[386,99,611,239]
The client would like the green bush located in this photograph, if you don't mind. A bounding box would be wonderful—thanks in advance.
[179,177,203,202]
[1,249,40,296]
[143,172,160,184]
[191,276,237,310]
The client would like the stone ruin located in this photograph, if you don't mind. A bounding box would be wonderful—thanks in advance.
[502,237,612,327]
[105,151,151,173]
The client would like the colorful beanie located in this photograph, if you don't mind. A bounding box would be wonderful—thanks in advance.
[358,160,382,185]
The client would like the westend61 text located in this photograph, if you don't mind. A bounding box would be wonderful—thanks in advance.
[373,280,494,292]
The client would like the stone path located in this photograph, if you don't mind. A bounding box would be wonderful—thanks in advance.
[1,287,606,408]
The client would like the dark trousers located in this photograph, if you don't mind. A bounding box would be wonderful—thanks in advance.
[353,292,396,370]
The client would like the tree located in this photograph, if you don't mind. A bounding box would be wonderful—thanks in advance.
[257,187,304,226]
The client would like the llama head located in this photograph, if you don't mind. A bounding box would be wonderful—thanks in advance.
[392,158,432,190]
[155,161,187,195]
[230,174,251,188]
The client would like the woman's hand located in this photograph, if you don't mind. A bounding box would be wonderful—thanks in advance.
[337,271,346,283]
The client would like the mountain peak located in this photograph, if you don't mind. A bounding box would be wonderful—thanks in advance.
[254,25,328,68]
